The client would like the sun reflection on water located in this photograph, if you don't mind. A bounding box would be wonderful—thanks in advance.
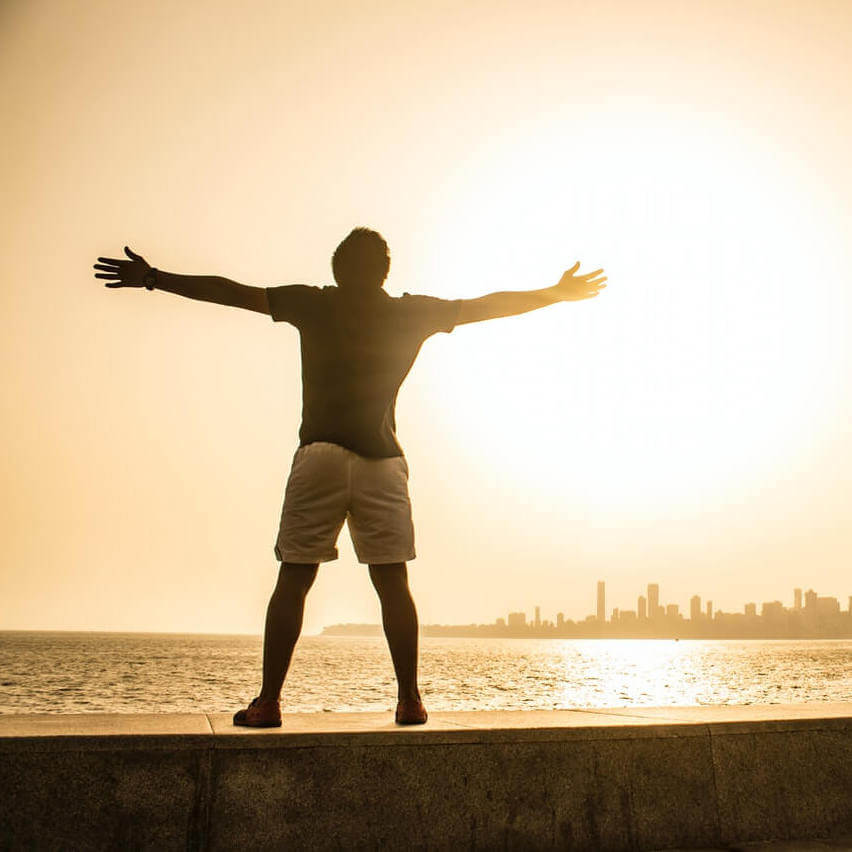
[554,639,723,708]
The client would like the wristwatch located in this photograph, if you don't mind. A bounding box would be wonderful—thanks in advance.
[143,268,158,291]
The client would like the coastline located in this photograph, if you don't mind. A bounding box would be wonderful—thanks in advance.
[325,622,852,640]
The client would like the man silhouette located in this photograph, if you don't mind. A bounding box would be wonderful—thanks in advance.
[94,229,606,726]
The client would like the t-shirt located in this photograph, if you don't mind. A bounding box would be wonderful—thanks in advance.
[266,284,462,458]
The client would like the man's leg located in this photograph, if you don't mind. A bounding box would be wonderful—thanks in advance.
[368,562,421,703]
[259,562,319,701]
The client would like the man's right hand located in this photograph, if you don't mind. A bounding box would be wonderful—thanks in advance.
[93,246,151,287]
[456,261,607,325]
[552,262,607,302]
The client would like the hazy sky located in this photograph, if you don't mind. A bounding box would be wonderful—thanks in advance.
[3,0,851,635]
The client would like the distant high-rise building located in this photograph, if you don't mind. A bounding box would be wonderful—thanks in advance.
[690,595,702,621]
[597,581,606,622]
[848,596,852,615]
[794,588,802,610]
[762,601,784,619]
[706,600,713,620]
[805,589,817,610]
[638,595,647,620]
[535,606,541,628]
[815,596,840,618]
[611,607,619,622]
[556,612,564,627]
[666,603,679,618]
[745,602,757,617]
[496,617,505,628]
[507,612,526,628]
[648,583,660,618]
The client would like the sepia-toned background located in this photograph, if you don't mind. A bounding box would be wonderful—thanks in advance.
[2,0,851,635]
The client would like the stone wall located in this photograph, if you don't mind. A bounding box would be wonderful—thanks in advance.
[1,704,850,850]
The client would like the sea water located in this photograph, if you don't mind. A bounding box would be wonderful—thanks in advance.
[0,632,849,714]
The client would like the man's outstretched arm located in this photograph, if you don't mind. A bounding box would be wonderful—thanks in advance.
[456,262,606,325]
[93,246,270,315]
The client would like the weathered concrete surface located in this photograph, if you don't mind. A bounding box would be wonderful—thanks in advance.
[0,705,849,851]
[0,714,213,850]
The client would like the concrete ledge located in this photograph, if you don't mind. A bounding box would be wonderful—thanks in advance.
[1,705,850,850]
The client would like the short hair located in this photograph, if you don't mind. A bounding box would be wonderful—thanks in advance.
[332,228,390,291]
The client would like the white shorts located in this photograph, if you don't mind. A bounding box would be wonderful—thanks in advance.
[274,442,416,565]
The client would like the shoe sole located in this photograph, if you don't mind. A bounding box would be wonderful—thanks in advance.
[233,719,282,728]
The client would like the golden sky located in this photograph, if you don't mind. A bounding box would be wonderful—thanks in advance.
[2,0,851,634]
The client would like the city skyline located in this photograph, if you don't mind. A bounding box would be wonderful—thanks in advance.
[325,578,852,639]
[503,579,851,631]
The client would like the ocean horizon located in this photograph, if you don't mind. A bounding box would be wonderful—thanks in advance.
[1,631,850,716]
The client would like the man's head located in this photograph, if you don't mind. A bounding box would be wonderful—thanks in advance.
[332,227,390,293]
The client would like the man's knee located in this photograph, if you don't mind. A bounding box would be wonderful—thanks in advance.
[369,562,409,595]
[277,562,319,594]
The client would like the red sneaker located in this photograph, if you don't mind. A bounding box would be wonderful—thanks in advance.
[233,696,282,728]
[395,697,428,725]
